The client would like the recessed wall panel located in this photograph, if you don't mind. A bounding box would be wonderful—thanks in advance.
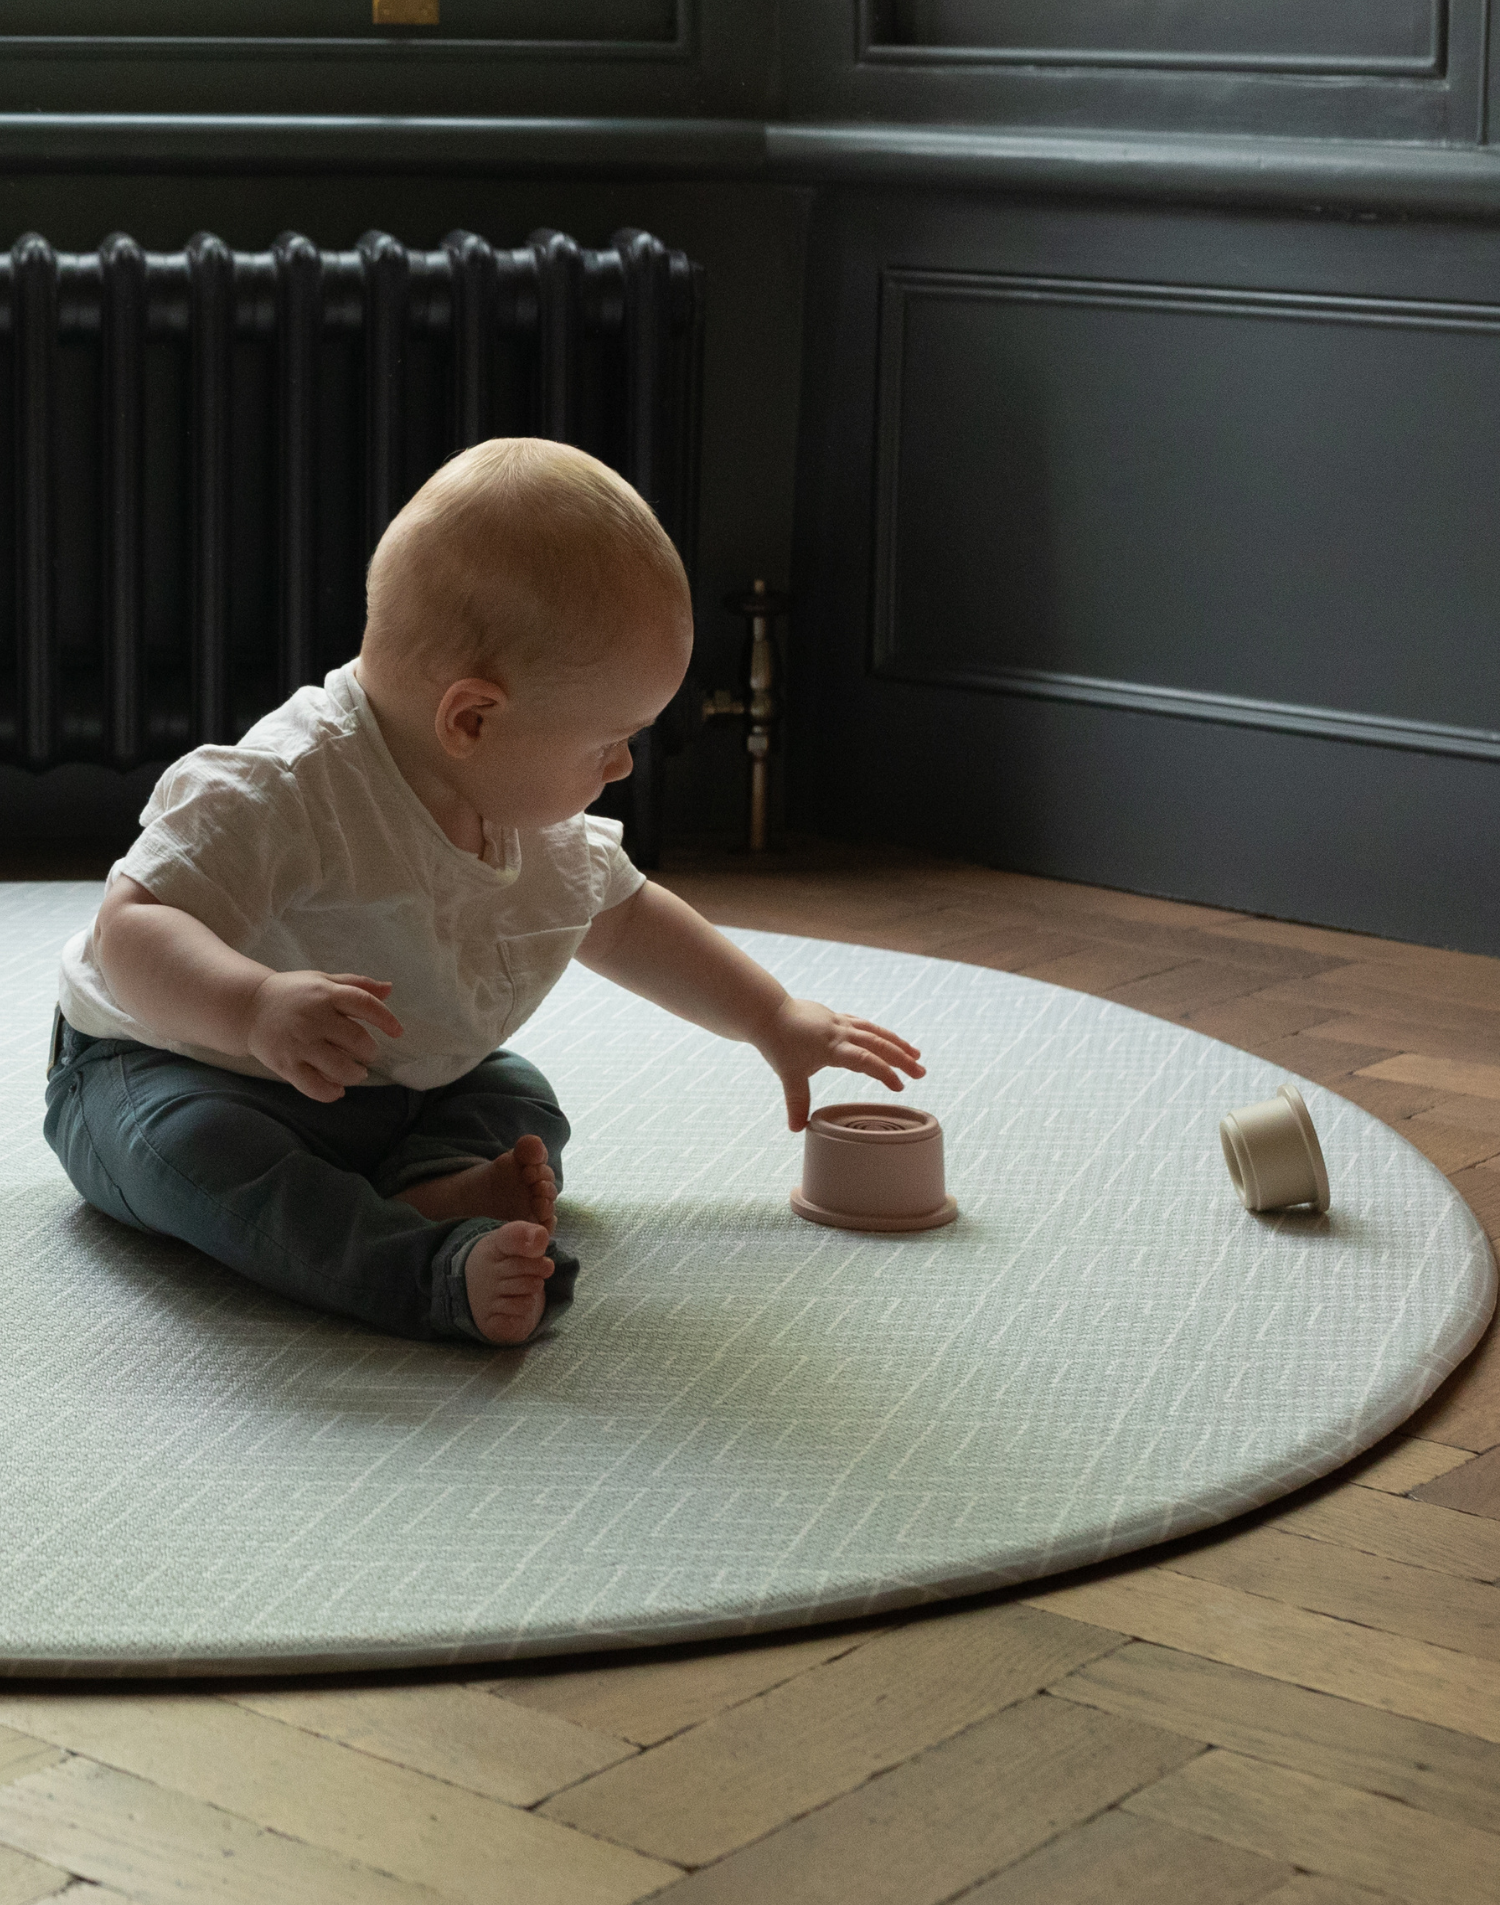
[866,0,1443,72]
[874,271,1500,739]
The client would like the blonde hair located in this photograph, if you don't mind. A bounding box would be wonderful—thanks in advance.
[362,438,690,695]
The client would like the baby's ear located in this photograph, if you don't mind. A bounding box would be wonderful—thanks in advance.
[435,677,506,754]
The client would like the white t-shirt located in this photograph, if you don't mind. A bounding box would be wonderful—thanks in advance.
[58,660,646,1090]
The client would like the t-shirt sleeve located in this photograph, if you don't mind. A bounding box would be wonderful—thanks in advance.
[582,813,647,917]
[118,747,318,950]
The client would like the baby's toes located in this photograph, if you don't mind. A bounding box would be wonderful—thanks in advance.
[472,1285,547,1345]
[494,1218,552,1260]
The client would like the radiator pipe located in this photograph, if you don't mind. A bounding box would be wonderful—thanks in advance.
[531,229,583,445]
[100,232,146,768]
[444,229,496,453]
[13,233,56,771]
[703,579,791,854]
[274,232,322,701]
[187,231,233,747]
[358,230,410,557]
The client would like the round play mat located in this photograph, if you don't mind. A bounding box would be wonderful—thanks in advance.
[0,882,1492,1674]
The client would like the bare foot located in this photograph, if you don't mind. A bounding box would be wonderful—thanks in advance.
[464,1220,554,1345]
[396,1134,557,1233]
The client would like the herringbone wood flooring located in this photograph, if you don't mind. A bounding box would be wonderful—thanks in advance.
[0,835,1496,1905]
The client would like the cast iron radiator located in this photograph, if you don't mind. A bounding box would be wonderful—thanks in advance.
[0,225,704,866]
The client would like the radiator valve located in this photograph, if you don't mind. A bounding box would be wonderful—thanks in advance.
[702,578,791,854]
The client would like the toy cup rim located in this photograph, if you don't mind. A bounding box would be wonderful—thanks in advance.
[1276,1082,1331,1214]
[806,1102,941,1146]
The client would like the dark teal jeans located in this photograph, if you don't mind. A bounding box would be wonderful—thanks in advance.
[42,1012,577,1344]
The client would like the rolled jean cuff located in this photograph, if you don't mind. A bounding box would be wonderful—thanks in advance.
[434,1221,581,1346]
[430,1218,501,1342]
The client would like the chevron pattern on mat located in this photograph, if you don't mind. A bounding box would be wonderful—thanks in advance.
[1,882,1493,1674]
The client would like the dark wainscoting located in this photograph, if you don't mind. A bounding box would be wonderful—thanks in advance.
[1,0,1498,948]
[791,190,1500,954]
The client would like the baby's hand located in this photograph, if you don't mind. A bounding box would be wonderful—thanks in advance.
[245,971,404,1102]
[754,997,924,1132]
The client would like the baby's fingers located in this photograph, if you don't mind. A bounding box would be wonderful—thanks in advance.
[332,981,404,1039]
[309,1039,370,1088]
[323,1015,382,1067]
[846,1017,922,1059]
[835,1040,908,1093]
[842,1025,926,1078]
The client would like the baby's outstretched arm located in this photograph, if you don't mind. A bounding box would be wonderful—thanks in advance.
[574,881,924,1131]
[94,875,403,1102]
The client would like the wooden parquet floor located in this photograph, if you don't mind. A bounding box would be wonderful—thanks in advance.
[2,835,1498,1905]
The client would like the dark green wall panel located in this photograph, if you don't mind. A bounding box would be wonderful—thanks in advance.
[875,270,1500,734]
[3,0,1499,947]
[792,189,1500,952]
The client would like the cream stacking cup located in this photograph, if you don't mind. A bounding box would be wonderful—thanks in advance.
[791,1103,958,1233]
[1220,1082,1331,1214]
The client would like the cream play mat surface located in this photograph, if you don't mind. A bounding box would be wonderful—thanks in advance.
[0,882,1492,1675]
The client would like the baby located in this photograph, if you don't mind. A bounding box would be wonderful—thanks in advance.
[43,439,924,1348]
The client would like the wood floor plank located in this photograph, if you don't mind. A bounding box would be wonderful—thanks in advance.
[1013,946,1185,994]
[1227,1033,1397,1086]
[1268,1475,1500,1573]
[1405,1316,1500,1453]
[1200,916,1421,966]
[1124,1749,1500,1905]
[953,1808,1291,1905]
[1179,995,1340,1052]
[1335,1075,1446,1124]
[1360,1055,1500,1103]
[0,1738,60,1795]
[228,1681,637,1806]
[1411,1443,1500,1520]
[1104,961,1307,1022]
[1396,1117,1500,1174]
[0,1694,677,1905]
[635,1694,1199,1905]
[1410,1092,1500,1138]
[1161,1522,1500,1659]
[1306,956,1500,1017]
[1452,1163,1500,1242]
[1251,981,1500,1053]
[537,1604,1123,1866]
[1049,1640,1500,1835]
[1021,1564,1500,1740]
[1347,1436,1475,1495]
[483,1626,881,1747]
[0,1756,453,1905]
[0,1844,72,1905]
[1258,1880,1393,1905]
[919,924,1098,971]
[1303,1014,1500,1070]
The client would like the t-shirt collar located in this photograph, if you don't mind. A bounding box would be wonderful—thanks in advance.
[331,661,522,885]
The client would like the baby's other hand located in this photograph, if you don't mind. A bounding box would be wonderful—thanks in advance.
[245,970,404,1102]
[754,997,924,1133]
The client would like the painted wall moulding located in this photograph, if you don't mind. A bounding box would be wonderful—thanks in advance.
[1,115,1500,219]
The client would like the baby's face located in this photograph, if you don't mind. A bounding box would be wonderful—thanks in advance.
[463,608,691,830]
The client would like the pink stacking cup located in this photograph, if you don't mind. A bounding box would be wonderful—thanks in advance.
[791,1103,958,1233]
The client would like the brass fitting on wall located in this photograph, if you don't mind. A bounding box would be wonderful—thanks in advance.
[702,578,791,853]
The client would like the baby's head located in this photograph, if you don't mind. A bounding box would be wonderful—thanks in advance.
[358,438,693,828]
